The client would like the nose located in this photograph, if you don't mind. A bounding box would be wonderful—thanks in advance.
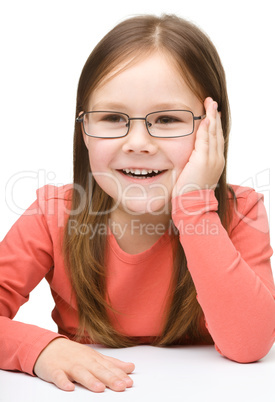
[122,119,158,154]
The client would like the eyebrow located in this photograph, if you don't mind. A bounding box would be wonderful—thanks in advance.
[91,101,192,112]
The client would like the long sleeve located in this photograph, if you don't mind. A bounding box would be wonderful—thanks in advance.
[171,186,275,363]
[0,194,66,375]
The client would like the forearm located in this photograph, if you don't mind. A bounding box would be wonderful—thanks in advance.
[172,189,275,363]
[0,317,66,375]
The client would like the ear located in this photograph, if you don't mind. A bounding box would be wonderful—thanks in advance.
[78,112,89,149]
[82,127,89,150]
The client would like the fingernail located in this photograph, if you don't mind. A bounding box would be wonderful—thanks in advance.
[63,382,75,391]
[114,380,126,388]
[124,378,133,386]
[213,102,218,110]
[204,118,210,127]
[94,381,105,389]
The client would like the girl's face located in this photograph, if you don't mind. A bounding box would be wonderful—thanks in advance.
[83,52,204,217]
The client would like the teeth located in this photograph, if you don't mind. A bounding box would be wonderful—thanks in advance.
[122,168,160,175]
[121,168,164,180]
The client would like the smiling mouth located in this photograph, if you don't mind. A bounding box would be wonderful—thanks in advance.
[119,168,166,179]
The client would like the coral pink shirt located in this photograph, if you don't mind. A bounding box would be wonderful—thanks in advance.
[0,184,275,375]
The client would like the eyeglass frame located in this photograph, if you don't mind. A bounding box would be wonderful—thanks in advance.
[76,109,206,139]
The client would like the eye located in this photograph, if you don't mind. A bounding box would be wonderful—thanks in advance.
[151,111,191,126]
[156,115,179,124]
[101,113,127,123]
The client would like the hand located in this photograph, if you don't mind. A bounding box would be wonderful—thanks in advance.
[172,97,225,197]
[33,338,135,393]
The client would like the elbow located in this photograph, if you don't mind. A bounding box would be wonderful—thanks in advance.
[215,339,274,364]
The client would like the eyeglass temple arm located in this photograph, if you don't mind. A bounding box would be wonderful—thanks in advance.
[194,114,206,121]
[76,112,85,123]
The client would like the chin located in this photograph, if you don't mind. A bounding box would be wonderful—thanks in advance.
[121,198,171,216]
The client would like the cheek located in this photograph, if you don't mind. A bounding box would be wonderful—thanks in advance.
[86,141,119,197]
[88,150,107,172]
[170,137,195,171]
[86,140,112,173]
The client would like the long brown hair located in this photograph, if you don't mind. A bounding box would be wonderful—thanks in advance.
[63,14,235,347]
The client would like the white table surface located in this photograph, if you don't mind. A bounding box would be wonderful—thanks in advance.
[1,344,275,402]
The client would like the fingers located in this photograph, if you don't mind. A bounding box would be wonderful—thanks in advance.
[65,359,133,392]
[87,361,133,390]
[193,118,210,163]
[204,96,214,111]
[208,100,218,161]
[51,369,75,392]
[103,355,135,373]
[206,99,225,183]
[68,365,107,393]
[34,339,135,394]
[216,110,225,157]
[172,96,225,195]
[50,360,133,393]
[202,97,224,159]
[190,97,225,190]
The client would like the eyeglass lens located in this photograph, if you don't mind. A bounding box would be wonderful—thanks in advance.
[83,110,194,138]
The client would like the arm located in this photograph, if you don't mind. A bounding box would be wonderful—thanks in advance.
[0,197,66,374]
[171,97,275,362]
[172,187,275,363]
[0,186,135,392]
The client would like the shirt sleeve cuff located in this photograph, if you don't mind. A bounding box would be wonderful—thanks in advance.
[23,331,68,376]
[172,189,218,216]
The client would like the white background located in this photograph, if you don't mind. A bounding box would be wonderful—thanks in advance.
[2,344,275,402]
[0,0,274,330]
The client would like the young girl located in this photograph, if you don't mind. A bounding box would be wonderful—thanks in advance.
[0,14,275,394]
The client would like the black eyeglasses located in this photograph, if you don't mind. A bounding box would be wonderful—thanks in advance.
[76,110,206,139]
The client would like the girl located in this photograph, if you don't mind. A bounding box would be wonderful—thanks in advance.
[0,14,275,394]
